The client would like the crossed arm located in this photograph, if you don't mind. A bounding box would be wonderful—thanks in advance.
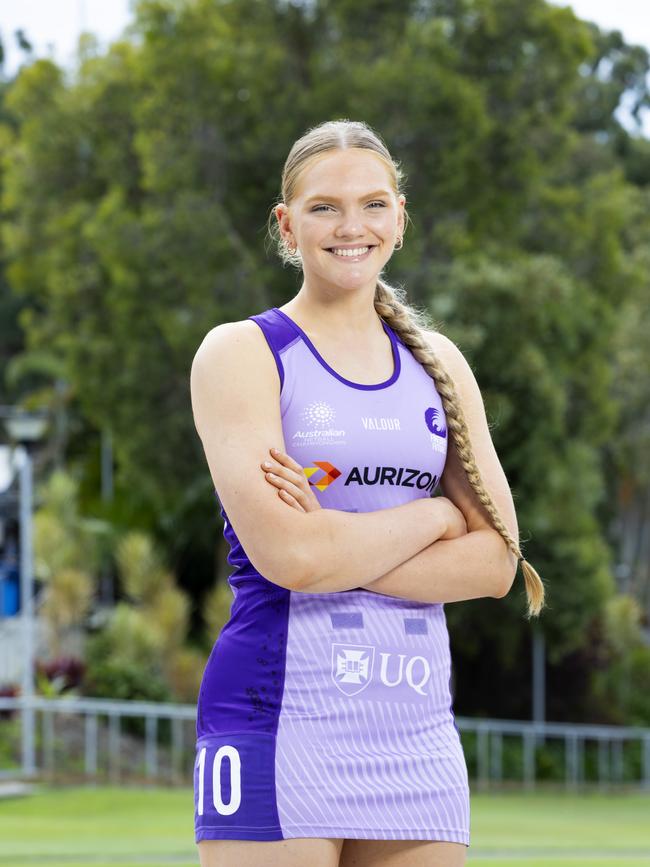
[259,331,519,605]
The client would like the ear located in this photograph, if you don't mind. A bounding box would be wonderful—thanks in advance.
[397,194,406,235]
[275,203,293,244]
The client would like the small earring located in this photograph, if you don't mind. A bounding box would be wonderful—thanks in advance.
[394,236,404,250]
[285,238,297,254]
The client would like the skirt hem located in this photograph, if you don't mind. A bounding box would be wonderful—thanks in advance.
[196,826,470,845]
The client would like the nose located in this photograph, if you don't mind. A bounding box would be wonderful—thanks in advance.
[335,205,368,239]
[334,208,366,239]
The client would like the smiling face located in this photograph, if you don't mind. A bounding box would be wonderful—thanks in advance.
[275,148,405,296]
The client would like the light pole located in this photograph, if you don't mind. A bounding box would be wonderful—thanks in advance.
[1,408,48,777]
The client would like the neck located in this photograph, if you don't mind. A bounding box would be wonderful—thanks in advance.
[285,287,384,339]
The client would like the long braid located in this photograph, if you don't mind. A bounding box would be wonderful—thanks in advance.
[374,281,546,619]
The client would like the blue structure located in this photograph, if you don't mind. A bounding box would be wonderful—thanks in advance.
[0,559,20,616]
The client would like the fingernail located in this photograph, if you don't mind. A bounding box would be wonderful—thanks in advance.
[262,461,271,468]
[270,447,278,454]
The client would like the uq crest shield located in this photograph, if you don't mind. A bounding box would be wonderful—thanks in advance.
[331,643,375,696]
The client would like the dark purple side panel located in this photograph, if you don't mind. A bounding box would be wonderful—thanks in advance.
[197,506,290,739]
[200,306,296,738]
[194,732,283,841]
[218,502,273,589]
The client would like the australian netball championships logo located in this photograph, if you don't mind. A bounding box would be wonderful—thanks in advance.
[425,406,447,455]
[292,400,346,447]
[332,644,375,696]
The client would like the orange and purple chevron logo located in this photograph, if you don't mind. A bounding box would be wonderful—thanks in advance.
[304,461,342,492]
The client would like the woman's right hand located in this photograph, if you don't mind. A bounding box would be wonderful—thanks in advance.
[433,496,469,540]
[260,447,322,513]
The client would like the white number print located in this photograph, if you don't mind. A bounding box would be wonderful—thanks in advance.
[196,745,242,816]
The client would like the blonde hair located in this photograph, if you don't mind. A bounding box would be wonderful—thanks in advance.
[266,119,545,619]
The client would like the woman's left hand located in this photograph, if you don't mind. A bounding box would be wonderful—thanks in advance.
[260,448,322,513]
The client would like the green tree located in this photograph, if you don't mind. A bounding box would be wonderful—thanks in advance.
[1,0,649,721]
[33,469,110,657]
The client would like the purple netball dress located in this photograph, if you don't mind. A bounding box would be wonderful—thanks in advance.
[194,306,470,846]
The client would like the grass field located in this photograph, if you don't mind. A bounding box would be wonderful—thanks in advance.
[0,786,648,866]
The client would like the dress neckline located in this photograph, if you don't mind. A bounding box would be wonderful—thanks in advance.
[272,307,401,391]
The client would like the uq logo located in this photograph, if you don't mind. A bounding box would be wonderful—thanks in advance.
[331,643,432,699]
[332,644,375,696]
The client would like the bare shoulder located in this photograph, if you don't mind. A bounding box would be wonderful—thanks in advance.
[192,318,276,372]
[191,318,280,402]
[189,316,283,459]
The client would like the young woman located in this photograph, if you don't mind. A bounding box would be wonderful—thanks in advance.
[190,119,545,867]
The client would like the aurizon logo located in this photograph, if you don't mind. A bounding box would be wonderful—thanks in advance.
[304,461,342,492]
[305,461,439,494]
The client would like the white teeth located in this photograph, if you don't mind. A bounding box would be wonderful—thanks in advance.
[331,246,370,257]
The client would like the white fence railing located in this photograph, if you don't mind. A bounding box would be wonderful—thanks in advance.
[1,696,649,792]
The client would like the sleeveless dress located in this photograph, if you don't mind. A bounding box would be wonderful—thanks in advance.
[194,306,470,846]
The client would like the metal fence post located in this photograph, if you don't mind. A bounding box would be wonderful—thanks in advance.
[566,732,578,791]
[145,715,158,779]
[85,714,98,778]
[491,730,503,785]
[577,736,585,786]
[523,730,535,790]
[171,716,183,784]
[108,713,120,783]
[42,708,54,777]
[598,738,609,791]
[477,726,489,791]
[612,739,624,784]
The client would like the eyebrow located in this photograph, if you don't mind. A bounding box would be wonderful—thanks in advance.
[304,189,392,204]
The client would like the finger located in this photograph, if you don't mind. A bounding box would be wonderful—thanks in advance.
[265,470,320,513]
[262,463,312,498]
[261,459,303,487]
[270,448,309,477]
[265,472,309,507]
[278,488,305,512]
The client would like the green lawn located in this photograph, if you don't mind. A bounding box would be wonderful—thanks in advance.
[469,789,650,864]
[0,786,648,866]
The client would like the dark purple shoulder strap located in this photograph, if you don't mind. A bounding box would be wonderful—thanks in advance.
[248,308,298,393]
[383,319,405,347]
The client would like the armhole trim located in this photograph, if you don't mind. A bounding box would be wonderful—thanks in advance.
[248,313,285,394]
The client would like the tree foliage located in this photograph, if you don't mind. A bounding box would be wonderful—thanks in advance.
[1,0,649,720]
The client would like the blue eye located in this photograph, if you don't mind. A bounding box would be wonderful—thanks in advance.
[311,201,387,212]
